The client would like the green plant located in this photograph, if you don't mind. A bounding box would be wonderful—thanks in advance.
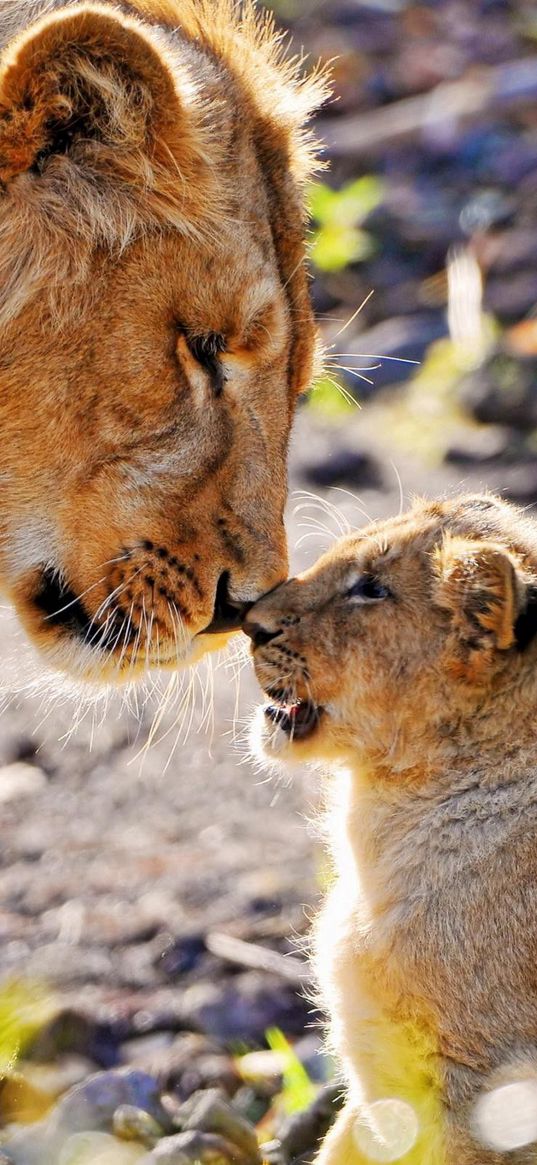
[310,375,358,416]
[0,980,53,1073]
[265,1028,317,1115]
[309,177,383,273]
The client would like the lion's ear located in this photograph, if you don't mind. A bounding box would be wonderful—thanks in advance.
[0,3,213,232]
[434,536,532,684]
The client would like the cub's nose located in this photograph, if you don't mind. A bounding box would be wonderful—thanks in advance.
[242,616,282,649]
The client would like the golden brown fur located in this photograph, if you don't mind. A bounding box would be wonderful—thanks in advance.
[0,0,328,681]
[248,494,537,1163]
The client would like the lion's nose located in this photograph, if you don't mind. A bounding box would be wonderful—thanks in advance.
[203,571,249,635]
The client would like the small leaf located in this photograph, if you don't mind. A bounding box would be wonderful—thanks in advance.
[265,1028,317,1115]
[308,182,337,224]
[309,376,356,416]
[311,225,375,272]
[330,176,384,228]
[309,176,384,229]
[0,980,55,1074]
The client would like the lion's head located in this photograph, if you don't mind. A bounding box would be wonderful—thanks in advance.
[0,0,328,681]
[247,494,537,776]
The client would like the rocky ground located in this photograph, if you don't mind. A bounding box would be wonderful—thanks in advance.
[3,1,537,1161]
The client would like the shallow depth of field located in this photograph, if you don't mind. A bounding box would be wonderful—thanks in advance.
[2,1,537,1162]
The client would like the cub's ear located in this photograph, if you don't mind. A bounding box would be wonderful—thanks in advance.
[0,3,215,234]
[434,536,536,684]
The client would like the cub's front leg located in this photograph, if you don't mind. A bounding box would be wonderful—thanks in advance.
[315,1102,511,1165]
[315,1104,367,1165]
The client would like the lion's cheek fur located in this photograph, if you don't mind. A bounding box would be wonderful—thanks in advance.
[0,0,330,678]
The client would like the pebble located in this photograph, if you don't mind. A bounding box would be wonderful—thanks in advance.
[27,1007,120,1069]
[444,425,513,465]
[113,1105,163,1146]
[239,1037,332,1089]
[120,1033,174,1066]
[121,1033,238,1101]
[19,1056,98,1100]
[140,1130,250,1165]
[158,935,207,978]
[231,1086,273,1128]
[0,1070,53,1124]
[174,1089,260,1163]
[301,447,382,490]
[275,1084,344,1164]
[0,763,46,804]
[238,1050,285,1084]
[177,974,307,1045]
[48,1068,170,1140]
[1,1121,49,1165]
[57,1131,146,1164]
[257,1140,285,1165]
[459,352,537,431]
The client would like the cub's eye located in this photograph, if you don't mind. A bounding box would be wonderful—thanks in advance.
[188,333,226,396]
[345,576,391,602]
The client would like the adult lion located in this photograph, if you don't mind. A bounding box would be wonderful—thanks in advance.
[0,0,327,681]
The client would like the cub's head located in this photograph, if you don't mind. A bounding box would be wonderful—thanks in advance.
[0,0,328,682]
[247,494,537,774]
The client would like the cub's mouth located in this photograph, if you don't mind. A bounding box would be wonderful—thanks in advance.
[264,694,323,741]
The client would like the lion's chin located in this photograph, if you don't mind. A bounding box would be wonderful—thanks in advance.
[22,625,238,687]
[189,630,238,665]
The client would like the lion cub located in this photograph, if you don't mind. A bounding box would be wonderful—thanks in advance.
[245,493,537,1165]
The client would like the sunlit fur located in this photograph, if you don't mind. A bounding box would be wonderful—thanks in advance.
[250,492,537,1163]
[0,0,329,682]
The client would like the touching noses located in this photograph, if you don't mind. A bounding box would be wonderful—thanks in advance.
[203,572,250,635]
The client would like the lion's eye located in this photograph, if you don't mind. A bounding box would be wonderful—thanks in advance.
[345,576,391,602]
[188,333,226,396]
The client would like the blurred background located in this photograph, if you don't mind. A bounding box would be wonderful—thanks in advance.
[3,1,537,1161]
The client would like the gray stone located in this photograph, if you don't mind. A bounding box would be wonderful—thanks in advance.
[1,1121,49,1165]
[121,1033,238,1100]
[459,352,537,431]
[19,1055,96,1100]
[2,1071,169,1164]
[276,1084,344,1163]
[57,1131,145,1163]
[256,1140,285,1165]
[113,1105,163,1146]
[141,1130,250,1165]
[178,973,307,1045]
[301,447,382,491]
[174,1089,259,1163]
[26,1008,118,1068]
[0,763,46,804]
[49,1069,169,1139]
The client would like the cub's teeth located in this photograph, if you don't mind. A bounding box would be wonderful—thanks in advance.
[264,699,323,741]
